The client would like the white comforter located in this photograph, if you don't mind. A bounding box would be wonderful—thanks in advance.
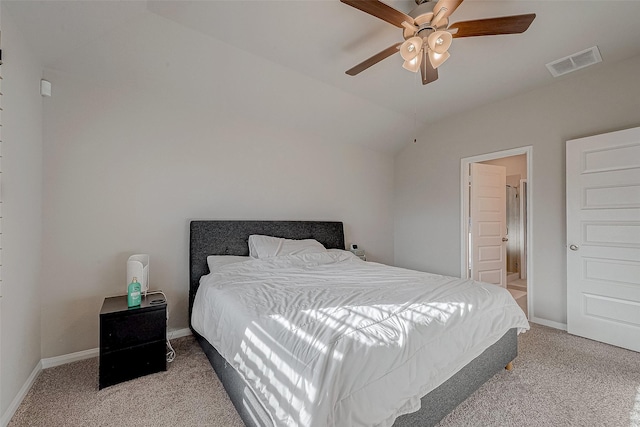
[191,251,529,427]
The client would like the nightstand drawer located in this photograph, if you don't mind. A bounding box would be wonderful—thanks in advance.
[101,308,166,352]
[99,294,168,389]
[99,340,167,389]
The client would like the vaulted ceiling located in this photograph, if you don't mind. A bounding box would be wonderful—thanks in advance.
[6,1,640,153]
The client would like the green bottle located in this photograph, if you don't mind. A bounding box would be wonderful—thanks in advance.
[127,277,141,308]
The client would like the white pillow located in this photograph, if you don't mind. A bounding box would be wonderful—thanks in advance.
[206,255,249,272]
[248,235,326,259]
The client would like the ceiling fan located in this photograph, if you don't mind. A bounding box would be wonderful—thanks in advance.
[341,0,536,85]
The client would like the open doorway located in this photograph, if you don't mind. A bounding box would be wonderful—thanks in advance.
[460,147,532,318]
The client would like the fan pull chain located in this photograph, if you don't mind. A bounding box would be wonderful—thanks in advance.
[413,69,418,143]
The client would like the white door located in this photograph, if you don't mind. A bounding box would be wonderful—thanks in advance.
[566,127,640,352]
[470,163,507,287]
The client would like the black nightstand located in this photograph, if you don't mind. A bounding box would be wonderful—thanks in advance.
[99,294,167,389]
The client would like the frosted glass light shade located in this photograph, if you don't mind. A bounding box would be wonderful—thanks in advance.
[403,53,423,72]
[427,31,452,54]
[429,50,450,68]
[400,37,423,62]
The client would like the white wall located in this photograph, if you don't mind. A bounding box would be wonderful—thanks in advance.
[40,69,395,358]
[0,9,43,418]
[20,0,640,365]
[394,54,640,327]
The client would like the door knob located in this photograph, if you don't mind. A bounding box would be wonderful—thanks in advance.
[502,237,509,242]
[569,244,579,251]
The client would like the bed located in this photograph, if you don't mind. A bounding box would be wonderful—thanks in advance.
[189,220,529,427]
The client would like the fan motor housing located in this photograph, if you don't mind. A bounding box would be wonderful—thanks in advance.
[404,2,443,40]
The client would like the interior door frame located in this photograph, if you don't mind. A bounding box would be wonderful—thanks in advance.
[460,146,533,318]
[519,178,527,280]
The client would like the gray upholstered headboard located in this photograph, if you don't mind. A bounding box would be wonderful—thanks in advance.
[189,220,345,325]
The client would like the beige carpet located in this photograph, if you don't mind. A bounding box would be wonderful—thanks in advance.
[9,337,244,427]
[9,324,640,427]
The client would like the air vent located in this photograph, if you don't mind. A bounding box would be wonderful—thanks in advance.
[546,46,602,77]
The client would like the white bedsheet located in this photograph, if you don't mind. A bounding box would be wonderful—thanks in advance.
[191,251,529,427]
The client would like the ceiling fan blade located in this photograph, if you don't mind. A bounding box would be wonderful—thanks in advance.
[340,0,414,28]
[421,53,438,85]
[431,0,464,24]
[346,43,401,76]
[450,13,536,38]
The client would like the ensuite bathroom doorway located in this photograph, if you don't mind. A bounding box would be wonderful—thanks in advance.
[460,147,532,318]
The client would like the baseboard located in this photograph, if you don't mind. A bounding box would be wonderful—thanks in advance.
[41,347,99,369]
[168,327,192,340]
[0,360,42,427]
[529,317,567,331]
[1,327,193,426]
[39,328,191,370]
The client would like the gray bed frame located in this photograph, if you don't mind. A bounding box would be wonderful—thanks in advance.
[189,220,517,427]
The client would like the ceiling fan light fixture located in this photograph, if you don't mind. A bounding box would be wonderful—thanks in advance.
[428,49,450,68]
[403,54,423,72]
[427,31,452,54]
[340,0,536,85]
[400,36,423,61]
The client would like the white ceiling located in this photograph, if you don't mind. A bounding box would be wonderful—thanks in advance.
[5,1,640,153]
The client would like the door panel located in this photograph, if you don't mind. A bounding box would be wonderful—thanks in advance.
[470,163,507,287]
[583,293,640,325]
[583,222,640,246]
[478,270,503,284]
[584,184,640,208]
[566,126,640,352]
[583,144,640,172]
